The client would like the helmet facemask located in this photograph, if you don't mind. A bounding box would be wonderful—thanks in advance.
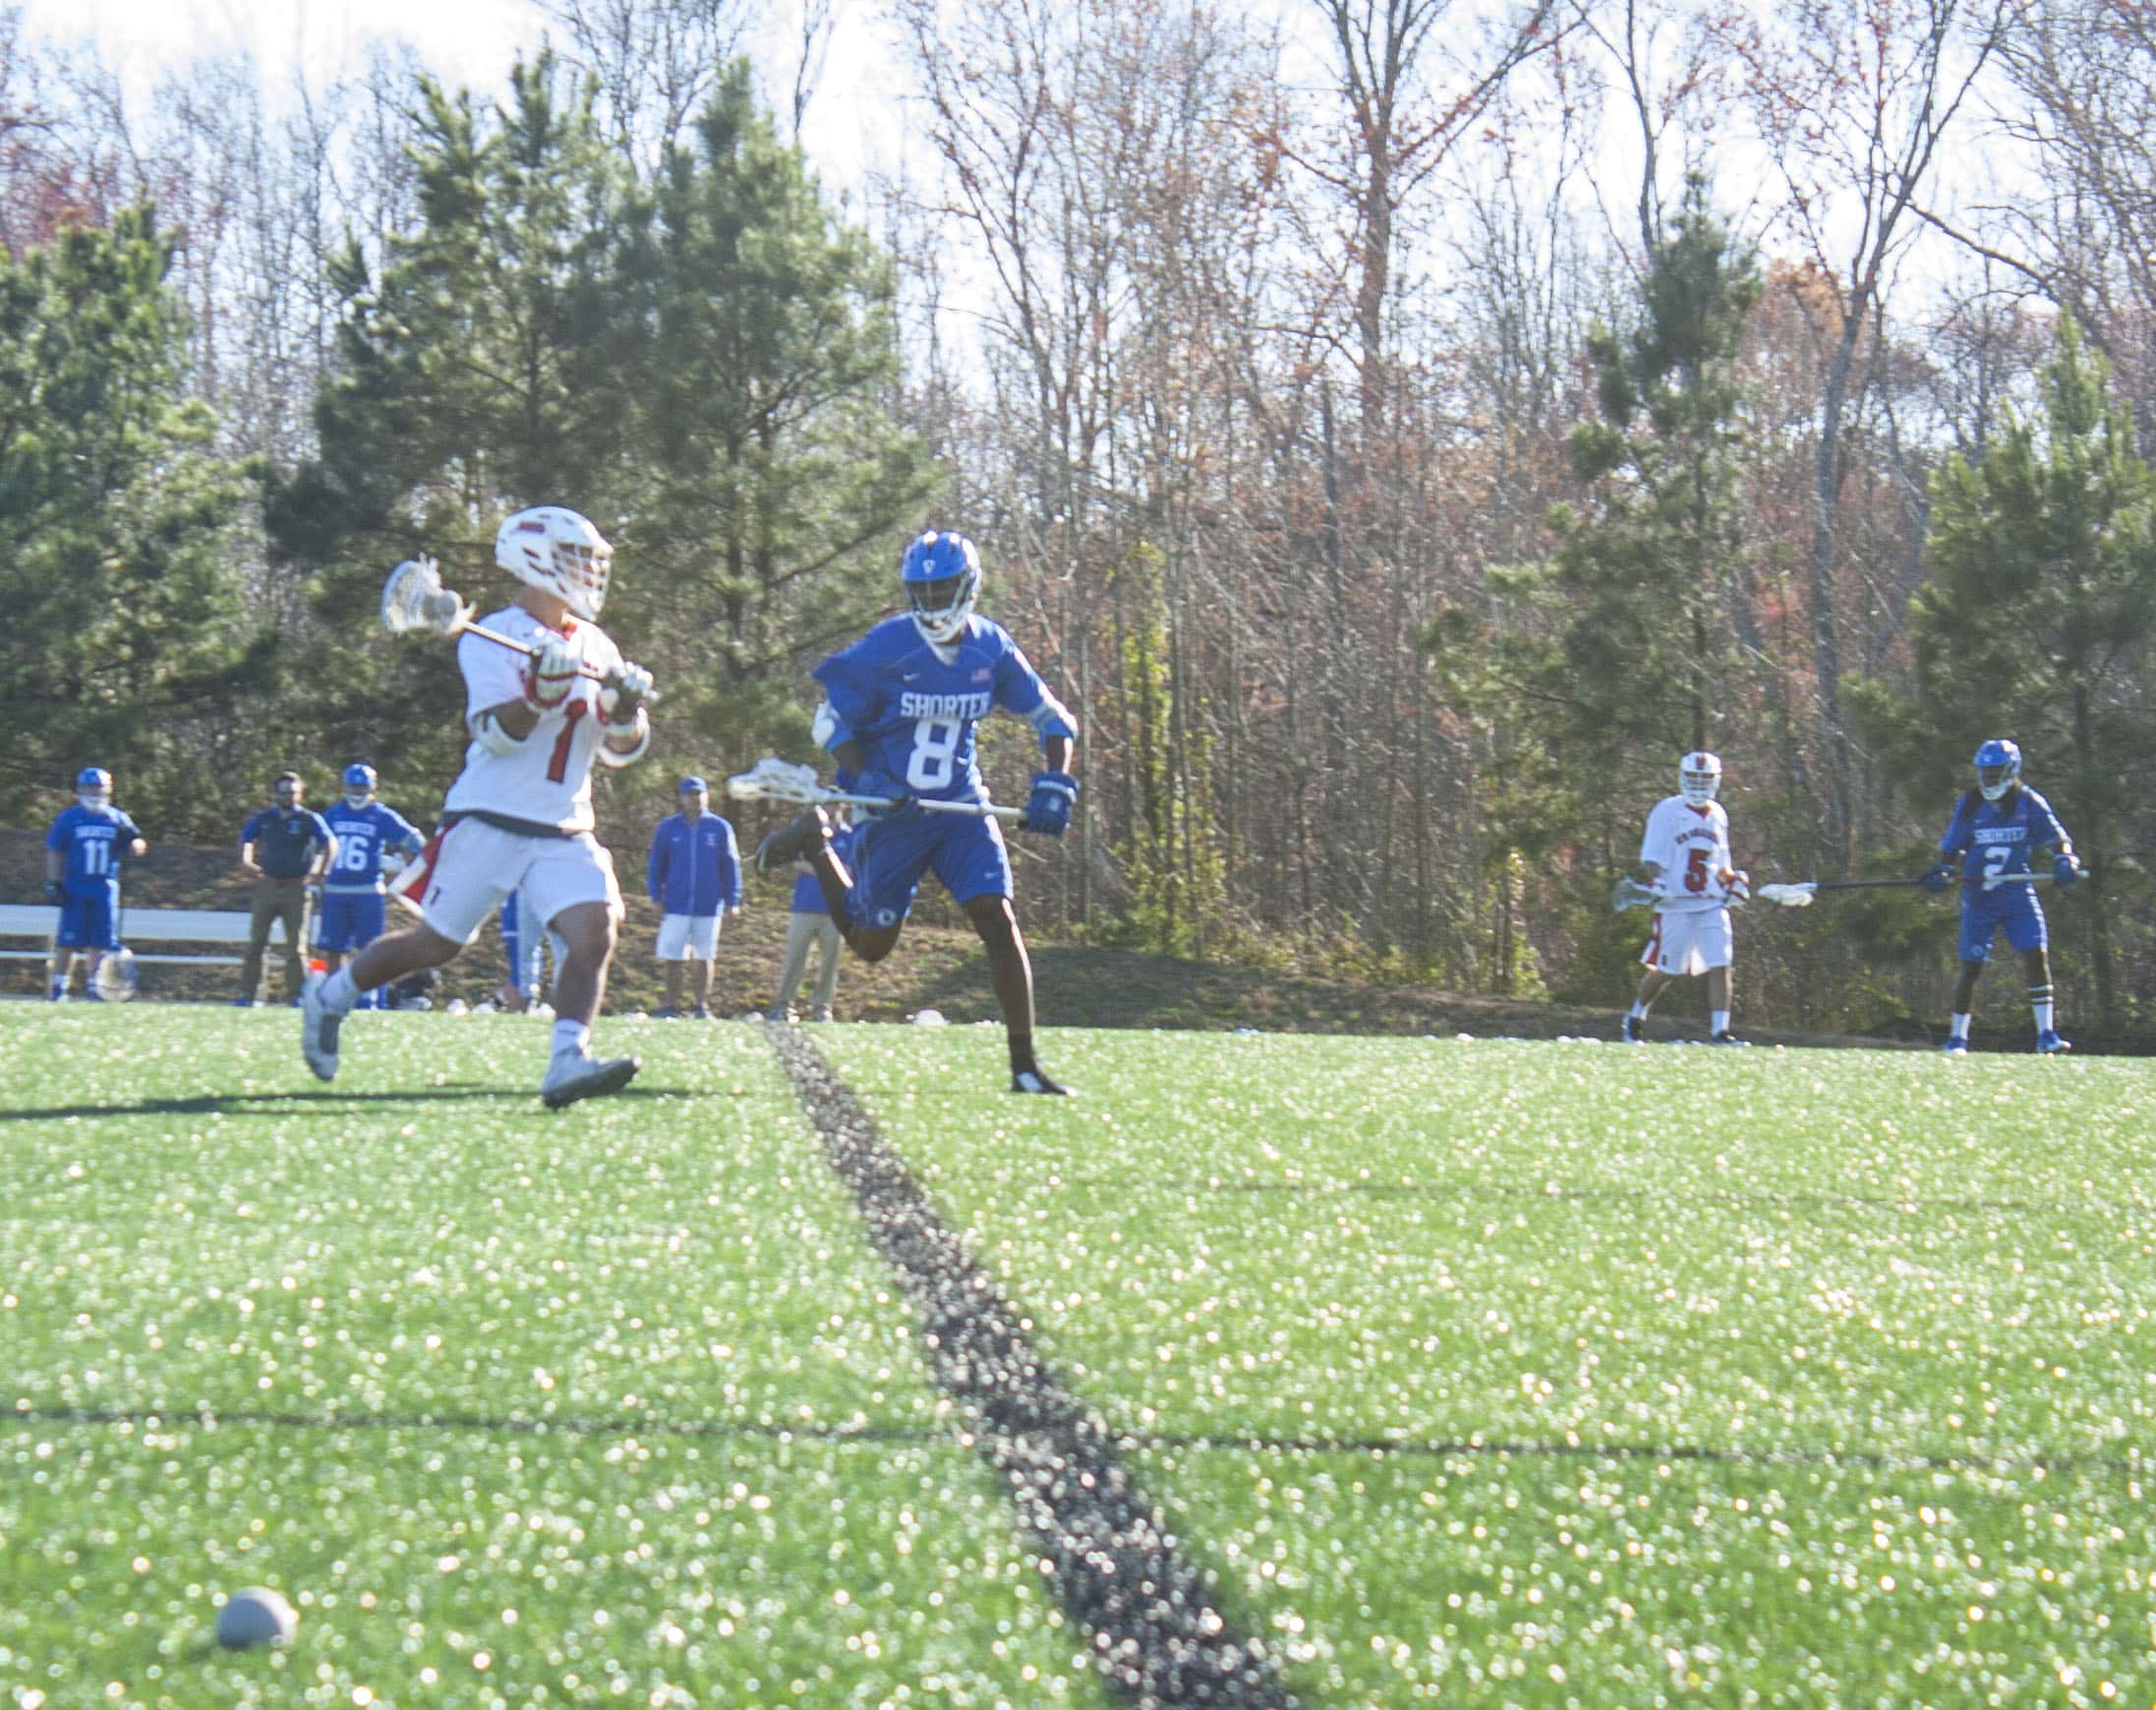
[908,568,979,645]
[1679,751,1721,808]
[496,508,613,621]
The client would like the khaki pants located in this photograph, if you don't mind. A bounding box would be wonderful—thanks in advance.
[773,910,843,1018]
[242,877,310,1002]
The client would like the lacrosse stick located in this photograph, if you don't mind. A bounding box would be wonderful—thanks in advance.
[1760,871,2055,909]
[727,757,1026,823]
[379,558,662,704]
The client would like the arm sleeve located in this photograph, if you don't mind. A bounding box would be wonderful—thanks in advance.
[1938,796,1975,858]
[460,629,529,719]
[386,809,424,853]
[993,640,1078,743]
[1638,802,1668,868]
[2033,794,2072,854]
[720,823,742,908]
[45,814,66,851]
[239,812,262,853]
[812,647,886,740]
[811,697,853,754]
[647,824,669,902]
[311,812,333,848]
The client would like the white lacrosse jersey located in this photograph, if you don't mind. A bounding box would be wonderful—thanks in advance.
[441,607,625,834]
[1640,795,1733,913]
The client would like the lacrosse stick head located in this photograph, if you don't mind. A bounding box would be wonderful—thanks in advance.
[1610,876,1661,914]
[1757,882,1817,908]
[727,758,825,804]
[381,558,473,636]
[94,947,139,1002]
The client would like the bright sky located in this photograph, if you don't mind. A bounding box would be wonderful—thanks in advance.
[21,0,903,195]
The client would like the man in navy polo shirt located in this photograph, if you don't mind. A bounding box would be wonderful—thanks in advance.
[237,771,333,1005]
[645,776,741,1018]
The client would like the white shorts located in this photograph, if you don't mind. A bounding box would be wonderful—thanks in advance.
[418,818,622,947]
[656,914,720,961]
[1642,907,1733,976]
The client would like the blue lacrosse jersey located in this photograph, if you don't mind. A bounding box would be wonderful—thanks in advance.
[811,615,1076,804]
[320,800,424,894]
[1938,786,2071,893]
[46,803,142,894]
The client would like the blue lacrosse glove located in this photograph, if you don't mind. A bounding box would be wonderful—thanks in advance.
[2053,853,2079,887]
[1919,862,1953,895]
[44,880,65,906]
[849,766,910,818]
[1022,769,1078,836]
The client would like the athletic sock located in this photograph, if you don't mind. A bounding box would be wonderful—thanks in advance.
[48,975,64,1000]
[1711,1009,1731,1035]
[553,1018,592,1060]
[1950,1012,1971,1042]
[2028,986,2054,1033]
[320,967,360,1015]
[1008,1032,1038,1077]
[1627,1000,1651,1021]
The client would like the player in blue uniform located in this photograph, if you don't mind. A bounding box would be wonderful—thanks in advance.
[43,767,147,1001]
[757,530,1080,1092]
[318,764,426,1009]
[1922,738,2078,1054]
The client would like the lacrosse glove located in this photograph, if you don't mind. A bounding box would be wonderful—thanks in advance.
[2054,853,2080,887]
[850,767,911,817]
[525,635,579,709]
[1022,770,1078,836]
[602,662,654,726]
[44,880,65,906]
[1919,862,1953,894]
[1721,868,1751,907]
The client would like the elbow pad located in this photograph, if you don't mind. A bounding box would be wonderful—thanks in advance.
[596,707,651,768]
[470,708,525,756]
[812,698,852,754]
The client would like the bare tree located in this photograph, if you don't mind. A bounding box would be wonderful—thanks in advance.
[537,0,750,170]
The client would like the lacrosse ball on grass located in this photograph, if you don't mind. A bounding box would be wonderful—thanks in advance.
[215,1586,297,1649]
[911,1008,947,1027]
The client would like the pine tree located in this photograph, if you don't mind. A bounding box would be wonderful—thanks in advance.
[0,207,260,835]
[1854,315,2156,1024]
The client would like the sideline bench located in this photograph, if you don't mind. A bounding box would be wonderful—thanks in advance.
[0,905,292,968]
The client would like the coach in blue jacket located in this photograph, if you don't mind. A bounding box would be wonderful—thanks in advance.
[646,776,742,1018]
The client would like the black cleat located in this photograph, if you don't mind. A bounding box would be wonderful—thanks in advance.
[1710,1031,1750,1046]
[1621,1014,1644,1043]
[756,806,828,875]
[1012,1068,1071,1095]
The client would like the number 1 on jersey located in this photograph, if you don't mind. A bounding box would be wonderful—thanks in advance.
[547,700,588,784]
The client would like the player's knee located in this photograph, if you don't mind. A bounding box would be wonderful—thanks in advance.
[848,925,902,964]
[965,896,1018,944]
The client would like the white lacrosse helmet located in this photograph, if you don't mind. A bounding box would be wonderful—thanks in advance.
[495,506,612,620]
[1679,750,1722,807]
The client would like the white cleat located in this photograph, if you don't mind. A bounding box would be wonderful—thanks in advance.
[541,1051,640,1109]
[300,974,342,1082]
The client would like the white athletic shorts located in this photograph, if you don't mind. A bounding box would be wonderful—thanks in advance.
[1641,907,1733,976]
[419,817,622,947]
[656,913,720,961]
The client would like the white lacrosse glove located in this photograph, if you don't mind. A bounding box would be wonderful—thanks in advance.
[525,635,579,709]
[601,661,655,726]
[1722,868,1751,907]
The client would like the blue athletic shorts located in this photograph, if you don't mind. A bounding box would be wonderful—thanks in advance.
[846,807,1012,929]
[1959,890,2046,963]
[56,888,119,951]
[318,891,388,952]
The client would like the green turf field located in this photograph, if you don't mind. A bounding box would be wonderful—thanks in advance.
[3,1008,2151,1706]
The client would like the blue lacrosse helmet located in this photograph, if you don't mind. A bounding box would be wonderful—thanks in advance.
[77,766,112,803]
[1974,738,2021,801]
[343,762,378,800]
[901,530,982,645]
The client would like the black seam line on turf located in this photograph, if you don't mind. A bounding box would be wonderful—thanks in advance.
[763,1025,1300,1710]
[9,1405,2141,1482]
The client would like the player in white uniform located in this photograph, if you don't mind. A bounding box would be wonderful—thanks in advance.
[302,506,656,1106]
[1622,750,1749,1045]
